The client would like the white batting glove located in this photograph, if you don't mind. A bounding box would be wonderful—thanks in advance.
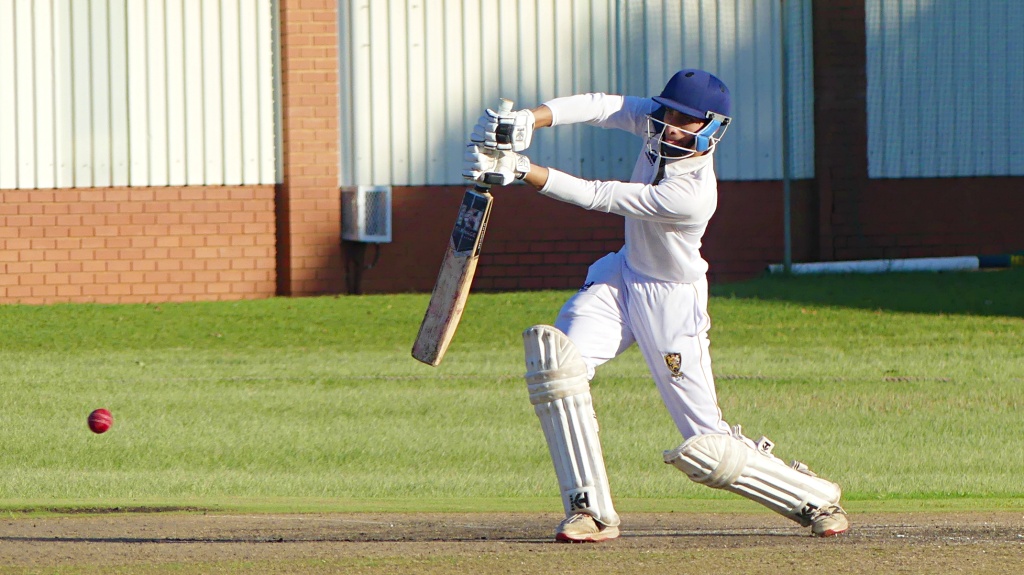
[470,108,535,151]
[462,144,531,186]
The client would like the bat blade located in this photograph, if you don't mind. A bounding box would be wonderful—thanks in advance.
[412,187,494,366]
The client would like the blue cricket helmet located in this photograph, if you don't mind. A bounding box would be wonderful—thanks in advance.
[653,69,731,119]
[645,69,733,158]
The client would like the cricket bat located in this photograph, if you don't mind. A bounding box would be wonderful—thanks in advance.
[412,99,513,366]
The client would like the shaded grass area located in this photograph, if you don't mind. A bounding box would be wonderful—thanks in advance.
[0,270,1021,511]
[715,267,1024,318]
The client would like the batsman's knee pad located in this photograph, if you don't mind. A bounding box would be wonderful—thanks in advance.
[524,324,619,527]
[663,432,841,527]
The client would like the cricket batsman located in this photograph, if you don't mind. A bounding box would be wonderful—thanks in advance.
[462,69,850,542]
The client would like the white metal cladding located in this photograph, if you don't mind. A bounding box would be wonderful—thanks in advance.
[0,0,277,190]
[338,0,815,186]
[866,0,1024,178]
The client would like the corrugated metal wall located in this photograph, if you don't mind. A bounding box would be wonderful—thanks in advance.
[339,0,815,186]
[2,1,818,190]
[866,0,1024,178]
[0,0,277,190]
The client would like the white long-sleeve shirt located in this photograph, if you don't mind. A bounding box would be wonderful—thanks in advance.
[539,93,718,284]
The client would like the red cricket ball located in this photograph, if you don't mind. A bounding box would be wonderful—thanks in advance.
[88,408,113,434]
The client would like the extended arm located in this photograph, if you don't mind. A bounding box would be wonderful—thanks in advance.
[531,104,553,130]
[519,161,550,190]
[466,104,552,187]
[466,95,651,192]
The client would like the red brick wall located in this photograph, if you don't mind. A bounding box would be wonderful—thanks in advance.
[703,180,818,282]
[346,185,623,294]
[344,180,822,294]
[812,0,869,262]
[0,187,276,304]
[349,171,1024,294]
[476,189,624,291]
[277,0,342,296]
[834,178,1024,261]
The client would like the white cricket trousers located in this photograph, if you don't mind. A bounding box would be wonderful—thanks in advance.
[554,251,732,439]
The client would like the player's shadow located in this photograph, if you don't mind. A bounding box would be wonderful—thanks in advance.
[711,267,1024,319]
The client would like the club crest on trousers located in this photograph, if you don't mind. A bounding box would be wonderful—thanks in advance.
[664,353,683,377]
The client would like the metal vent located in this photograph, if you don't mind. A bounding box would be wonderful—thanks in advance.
[341,186,392,243]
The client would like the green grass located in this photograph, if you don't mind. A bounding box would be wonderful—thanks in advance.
[0,269,1022,512]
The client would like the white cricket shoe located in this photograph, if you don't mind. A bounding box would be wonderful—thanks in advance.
[810,504,850,537]
[555,513,620,543]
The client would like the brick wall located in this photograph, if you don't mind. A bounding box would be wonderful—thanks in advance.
[345,185,623,294]
[276,0,342,296]
[0,187,276,304]
[834,178,1024,261]
[475,189,624,291]
[343,180,823,294]
[812,0,869,262]
[703,180,818,282]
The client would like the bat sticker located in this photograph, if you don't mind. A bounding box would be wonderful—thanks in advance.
[452,190,491,255]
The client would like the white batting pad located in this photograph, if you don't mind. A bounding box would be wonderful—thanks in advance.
[524,325,620,527]
[664,433,842,527]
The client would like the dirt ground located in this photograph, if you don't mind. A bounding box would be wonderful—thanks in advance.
[1,511,1022,574]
